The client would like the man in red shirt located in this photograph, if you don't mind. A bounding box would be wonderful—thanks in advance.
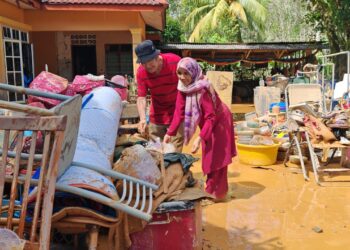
[135,40,184,152]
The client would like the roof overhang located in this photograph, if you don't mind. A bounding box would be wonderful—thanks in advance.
[4,0,41,9]
[40,1,168,30]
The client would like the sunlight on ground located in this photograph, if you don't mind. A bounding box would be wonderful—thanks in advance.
[183,130,350,250]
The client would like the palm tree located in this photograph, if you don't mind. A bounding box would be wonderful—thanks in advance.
[184,0,268,42]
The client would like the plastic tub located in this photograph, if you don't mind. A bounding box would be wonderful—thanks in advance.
[237,143,279,166]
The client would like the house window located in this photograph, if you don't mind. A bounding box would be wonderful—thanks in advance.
[71,34,96,46]
[105,44,133,79]
[2,26,34,101]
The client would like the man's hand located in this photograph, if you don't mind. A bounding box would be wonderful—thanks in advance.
[163,134,172,143]
[136,97,147,134]
[191,137,201,154]
[138,119,147,134]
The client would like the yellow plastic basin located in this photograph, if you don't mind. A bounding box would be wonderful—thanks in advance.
[237,143,279,166]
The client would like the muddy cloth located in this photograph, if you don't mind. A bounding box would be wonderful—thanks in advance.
[163,153,199,173]
[113,141,146,162]
[113,144,161,185]
[325,112,350,129]
[303,114,337,143]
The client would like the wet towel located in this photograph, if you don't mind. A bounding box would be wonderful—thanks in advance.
[163,152,199,173]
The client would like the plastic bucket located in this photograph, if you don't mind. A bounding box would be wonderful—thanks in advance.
[237,143,279,166]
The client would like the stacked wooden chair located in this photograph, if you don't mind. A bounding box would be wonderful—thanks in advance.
[0,115,67,250]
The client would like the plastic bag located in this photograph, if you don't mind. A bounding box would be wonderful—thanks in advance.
[145,137,176,154]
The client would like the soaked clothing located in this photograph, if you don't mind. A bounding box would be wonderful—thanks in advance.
[163,152,199,172]
[205,167,228,199]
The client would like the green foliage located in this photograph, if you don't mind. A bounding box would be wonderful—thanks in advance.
[182,0,268,42]
[200,12,241,42]
[162,16,184,43]
[305,0,350,52]
[242,0,320,42]
[304,0,350,79]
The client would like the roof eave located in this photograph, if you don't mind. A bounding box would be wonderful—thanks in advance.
[41,3,167,12]
[161,42,329,51]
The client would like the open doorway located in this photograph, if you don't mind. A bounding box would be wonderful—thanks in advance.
[72,45,97,76]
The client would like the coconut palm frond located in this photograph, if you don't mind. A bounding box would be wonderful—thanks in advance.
[211,0,230,29]
[229,1,248,24]
[244,11,266,39]
[238,0,267,29]
[185,4,215,32]
[192,0,214,6]
[188,9,216,42]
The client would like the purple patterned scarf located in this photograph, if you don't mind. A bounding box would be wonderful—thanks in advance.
[177,57,215,145]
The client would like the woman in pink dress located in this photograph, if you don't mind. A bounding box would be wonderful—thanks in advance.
[164,57,236,200]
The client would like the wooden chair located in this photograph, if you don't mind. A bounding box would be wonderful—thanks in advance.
[118,103,139,134]
[0,115,67,250]
[51,207,125,250]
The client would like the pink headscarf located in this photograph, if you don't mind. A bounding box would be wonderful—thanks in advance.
[177,57,215,145]
[111,75,128,101]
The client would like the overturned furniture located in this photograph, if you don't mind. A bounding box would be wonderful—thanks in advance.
[0,84,159,249]
[285,83,350,185]
[0,115,67,250]
[52,87,158,249]
[0,83,82,179]
[285,84,326,181]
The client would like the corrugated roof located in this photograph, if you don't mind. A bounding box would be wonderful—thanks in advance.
[161,42,328,51]
[43,0,165,5]
[160,42,329,65]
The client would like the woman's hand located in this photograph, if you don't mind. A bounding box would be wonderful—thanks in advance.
[191,137,201,154]
[163,134,172,143]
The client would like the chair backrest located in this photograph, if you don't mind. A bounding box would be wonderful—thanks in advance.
[285,84,325,114]
[0,115,67,250]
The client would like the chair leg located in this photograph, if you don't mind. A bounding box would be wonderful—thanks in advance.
[88,225,99,250]
[304,132,321,184]
[294,132,310,181]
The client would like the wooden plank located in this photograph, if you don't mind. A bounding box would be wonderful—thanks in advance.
[206,71,234,108]
[30,132,51,242]
[0,115,67,131]
[0,130,10,217]
[52,95,81,178]
[40,131,65,250]
[121,103,139,119]
[0,100,55,116]
[18,131,37,238]
[312,142,348,149]
[231,104,255,114]
[7,131,23,229]
[320,168,350,172]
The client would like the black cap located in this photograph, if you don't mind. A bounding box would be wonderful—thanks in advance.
[135,40,160,64]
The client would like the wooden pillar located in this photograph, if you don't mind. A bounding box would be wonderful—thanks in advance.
[56,32,72,80]
[0,29,5,83]
[129,28,145,78]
